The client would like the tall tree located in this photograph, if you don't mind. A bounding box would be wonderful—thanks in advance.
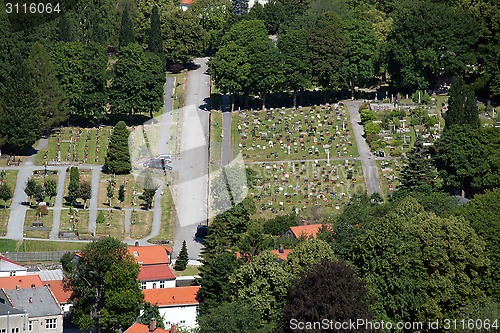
[139,303,165,329]
[283,239,336,276]
[25,178,37,206]
[105,121,131,175]
[106,178,115,208]
[308,12,346,93]
[63,237,144,332]
[67,167,80,206]
[79,181,92,209]
[118,184,126,208]
[147,6,163,57]
[190,0,231,53]
[445,76,480,129]
[44,179,57,205]
[25,42,68,129]
[119,7,135,47]
[232,0,249,15]
[0,183,12,208]
[398,140,437,191]
[283,261,373,333]
[174,240,189,271]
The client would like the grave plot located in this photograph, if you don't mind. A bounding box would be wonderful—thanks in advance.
[24,208,53,238]
[95,209,125,238]
[63,168,92,207]
[130,210,154,239]
[233,104,358,162]
[59,208,89,238]
[377,160,401,198]
[247,159,365,218]
[36,126,111,165]
[98,174,142,209]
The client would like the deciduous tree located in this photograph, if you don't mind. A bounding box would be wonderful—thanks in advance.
[79,181,92,209]
[44,179,57,205]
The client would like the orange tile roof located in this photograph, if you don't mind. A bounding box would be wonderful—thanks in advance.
[181,0,193,5]
[289,224,324,239]
[0,275,44,289]
[271,249,293,261]
[138,264,176,281]
[125,323,170,333]
[45,280,71,304]
[128,245,171,265]
[143,286,200,306]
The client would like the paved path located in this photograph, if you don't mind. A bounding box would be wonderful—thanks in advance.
[345,100,382,196]
[50,168,67,239]
[87,166,101,235]
[124,209,132,238]
[172,58,210,260]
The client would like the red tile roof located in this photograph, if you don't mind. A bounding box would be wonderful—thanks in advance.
[271,249,293,261]
[138,264,176,281]
[45,280,71,304]
[0,275,44,289]
[288,224,324,239]
[181,0,193,5]
[128,245,171,265]
[125,323,170,333]
[143,286,200,306]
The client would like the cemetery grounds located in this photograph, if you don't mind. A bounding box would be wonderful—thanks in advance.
[227,104,367,219]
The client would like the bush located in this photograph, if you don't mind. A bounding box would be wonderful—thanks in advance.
[364,122,381,136]
[37,205,49,216]
[96,211,106,224]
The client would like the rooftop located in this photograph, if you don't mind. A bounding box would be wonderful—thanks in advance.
[271,249,292,261]
[128,245,172,265]
[288,224,325,239]
[0,303,25,316]
[0,285,62,317]
[0,255,26,271]
[0,275,44,290]
[45,280,71,304]
[125,323,170,333]
[143,286,200,307]
[138,264,176,282]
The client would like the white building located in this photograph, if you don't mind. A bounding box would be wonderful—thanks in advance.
[0,255,27,277]
[138,264,176,290]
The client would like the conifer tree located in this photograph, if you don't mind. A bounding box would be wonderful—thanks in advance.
[445,76,480,129]
[119,7,134,47]
[118,183,125,208]
[67,167,80,206]
[148,6,163,58]
[174,240,189,271]
[105,121,131,174]
[398,141,437,191]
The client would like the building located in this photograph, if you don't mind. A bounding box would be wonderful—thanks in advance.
[138,264,176,290]
[0,286,63,333]
[142,286,199,330]
[128,244,172,266]
[283,223,325,240]
[125,320,175,333]
[0,275,44,290]
[43,280,72,314]
[0,303,28,333]
[0,256,27,277]
[271,245,292,263]
[180,0,192,11]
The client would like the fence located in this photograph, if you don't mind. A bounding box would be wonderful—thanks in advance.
[2,250,78,262]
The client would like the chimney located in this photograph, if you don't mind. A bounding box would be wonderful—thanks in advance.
[15,285,19,290]
[29,297,33,304]
[170,325,177,333]
[279,244,284,254]
[135,241,139,247]
[149,318,156,332]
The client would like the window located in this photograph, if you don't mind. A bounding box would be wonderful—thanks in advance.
[28,321,33,331]
[152,283,156,289]
[45,318,57,329]
[180,320,186,324]
[141,281,146,289]
[9,271,16,276]
[1,329,6,333]
[11,329,20,333]
[160,280,165,288]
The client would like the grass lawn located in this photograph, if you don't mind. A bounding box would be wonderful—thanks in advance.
[21,240,84,252]
[0,170,18,208]
[60,208,89,237]
[35,126,111,166]
[24,209,54,238]
[150,185,174,242]
[233,105,358,162]
[174,265,200,277]
[95,209,125,238]
[0,170,19,235]
[98,173,142,209]
[0,239,18,252]
[130,209,153,239]
[210,111,223,172]
[172,71,188,110]
[246,159,365,219]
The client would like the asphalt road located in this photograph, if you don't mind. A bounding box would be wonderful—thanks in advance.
[346,100,382,196]
[172,58,210,259]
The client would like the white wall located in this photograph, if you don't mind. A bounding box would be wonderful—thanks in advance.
[141,279,176,290]
[159,305,198,329]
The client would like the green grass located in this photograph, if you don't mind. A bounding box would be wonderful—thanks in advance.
[377,160,401,199]
[0,170,18,234]
[0,239,18,252]
[130,210,153,239]
[21,240,84,252]
[60,208,89,237]
[174,265,200,277]
[95,209,125,238]
[24,209,53,238]
[210,111,223,172]
[172,72,188,110]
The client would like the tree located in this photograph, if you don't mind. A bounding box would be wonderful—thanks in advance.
[25,178,37,206]
[262,213,299,236]
[398,141,437,191]
[147,6,163,58]
[309,12,346,93]
[232,0,249,15]
[33,184,45,204]
[237,222,269,259]
[190,0,231,53]
[229,251,293,327]
[198,252,242,314]
[118,184,126,208]
[283,261,373,333]
[96,211,106,224]
[279,23,312,108]
[198,301,275,333]
[106,179,115,208]
[284,238,336,276]
[67,167,80,206]
[139,302,165,329]
[44,179,57,205]
[105,121,131,175]
[0,183,13,208]
[119,7,135,47]
[79,181,92,209]
[174,240,189,271]
[445,76,480,129]
[25,42,68,129]
[63,237,144,332]
[140,174,157,210]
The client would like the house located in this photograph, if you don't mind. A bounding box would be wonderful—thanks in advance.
[180,0,192,11]
[0,255,27,277]
[125,319,175,333]
[138,264,176,290]
[128,244,172,266]
[0,275,44,290]
[0,302,28,332]
[283,223,325,240]
[271,245,292,262]
[142,286,200,330]
[0,286,63,333]
[43,280,72,313]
